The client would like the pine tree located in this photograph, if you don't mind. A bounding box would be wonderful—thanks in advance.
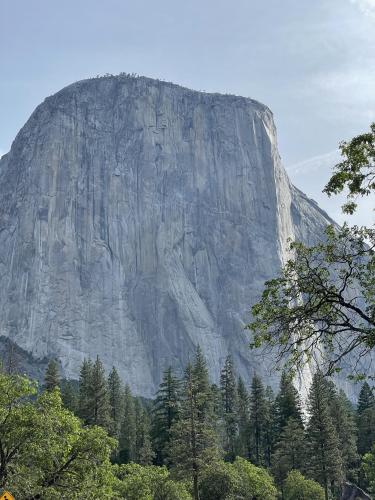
[193,346,212,422]
[263,386,277,467]
[306,372,343,500]
[152,366,181,464]
[119,384,136,463]
[44,359,60,391]
[168,362,220,500]
[88,356,111,430]
[358,406,375,455]
[135,403,155,465]
[272,417,306,485]
[78,358,93,422]
[220,355,238,461]
[249,374,267,465]
[329,388,359,481]
[357,382,375,415]
[274,371,303,433]
[61,380,79,414]
[236,376,250,458]
[107,367,124,437]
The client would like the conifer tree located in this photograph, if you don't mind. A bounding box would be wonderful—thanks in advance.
[135,403,155,465]
[249,374,267,465]
[236,376,250,458]
[358,406,375,455]
[152,366,181,464]
[274,371,303,432]
[78,358,93,422]
[306,372,343,500]
[88,356,111,430]
[357,382,375,415]
[108,367,124,437]
[119,384,136,463]
[263,386,277,467]
[168,362,220,500]
[220,355,238,461]
[272,417,306,485]
[44,359,60,391]
[193,346,212,422]
[329,388,359,481]
[61,380,79,414]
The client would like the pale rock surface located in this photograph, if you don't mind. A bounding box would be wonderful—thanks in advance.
[0,75,333,396]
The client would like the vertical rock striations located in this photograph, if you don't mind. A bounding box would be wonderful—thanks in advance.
[0,75,333,396]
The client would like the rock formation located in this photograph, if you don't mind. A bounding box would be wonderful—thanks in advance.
[0,75,333,396]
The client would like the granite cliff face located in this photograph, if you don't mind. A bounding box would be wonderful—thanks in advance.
[0,75,333,396]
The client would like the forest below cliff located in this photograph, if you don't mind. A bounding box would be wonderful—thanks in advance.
[0,349,374,500]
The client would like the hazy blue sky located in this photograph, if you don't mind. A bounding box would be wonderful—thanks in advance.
[1,0,374,223]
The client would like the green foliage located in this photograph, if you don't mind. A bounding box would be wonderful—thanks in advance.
[357,382,375,414]
[272,417,306,484]
[108,367,124,438]
[248,223,375,377]
[324,122,375,213]
[283,470,325,500]
[0,372,116,498]
[232,457,278,499]
[119,384,136,463]
[358,406,375,456]
[113,463,191,500]
[275,371,302,432]
[152,367,181,465]
[249,374,268,465]
[306,372,343,499]
[168,357,220,500]
[236,376,250,458]
[44,359,60,391]
[220,355,238,461]
[199,461,241,500]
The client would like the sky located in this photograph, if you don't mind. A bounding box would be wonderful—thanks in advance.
[0,0,374,225]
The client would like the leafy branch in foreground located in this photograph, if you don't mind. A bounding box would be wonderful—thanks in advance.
[247,224,375,377]
[324,122,375,214]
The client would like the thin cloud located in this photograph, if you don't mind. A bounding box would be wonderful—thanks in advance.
[351,0,375,16]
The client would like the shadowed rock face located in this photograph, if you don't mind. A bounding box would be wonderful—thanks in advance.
[0,75,332,396]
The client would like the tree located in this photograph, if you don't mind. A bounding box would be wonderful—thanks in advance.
[248,224,375,377]
[283,470,325,500]
[324,122,375,214]
[232,457,278,500]
[107,366,124,437]
[168,363,220,500]
[134,401,155,465]
[263,386,277,467]
[87,356,111,430]
[328,386,359,481]
[358,382,375,415]
[275,371,303,432]
[306,372,343,500]
[78,358,93,422]
[199,461,241,500]
[248,124,375,377]
[358,406,375,456]
[61,379,79,414]
[44,359,60,391]
[362,443,375,495]
[219,355,238,461]
[0,371,116,498]
[119,384,136,463]
[249,374,267,465]
[236,376,250,458]
[272,417,306,485]
[113,463,191,500]
[152,367,181,464]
